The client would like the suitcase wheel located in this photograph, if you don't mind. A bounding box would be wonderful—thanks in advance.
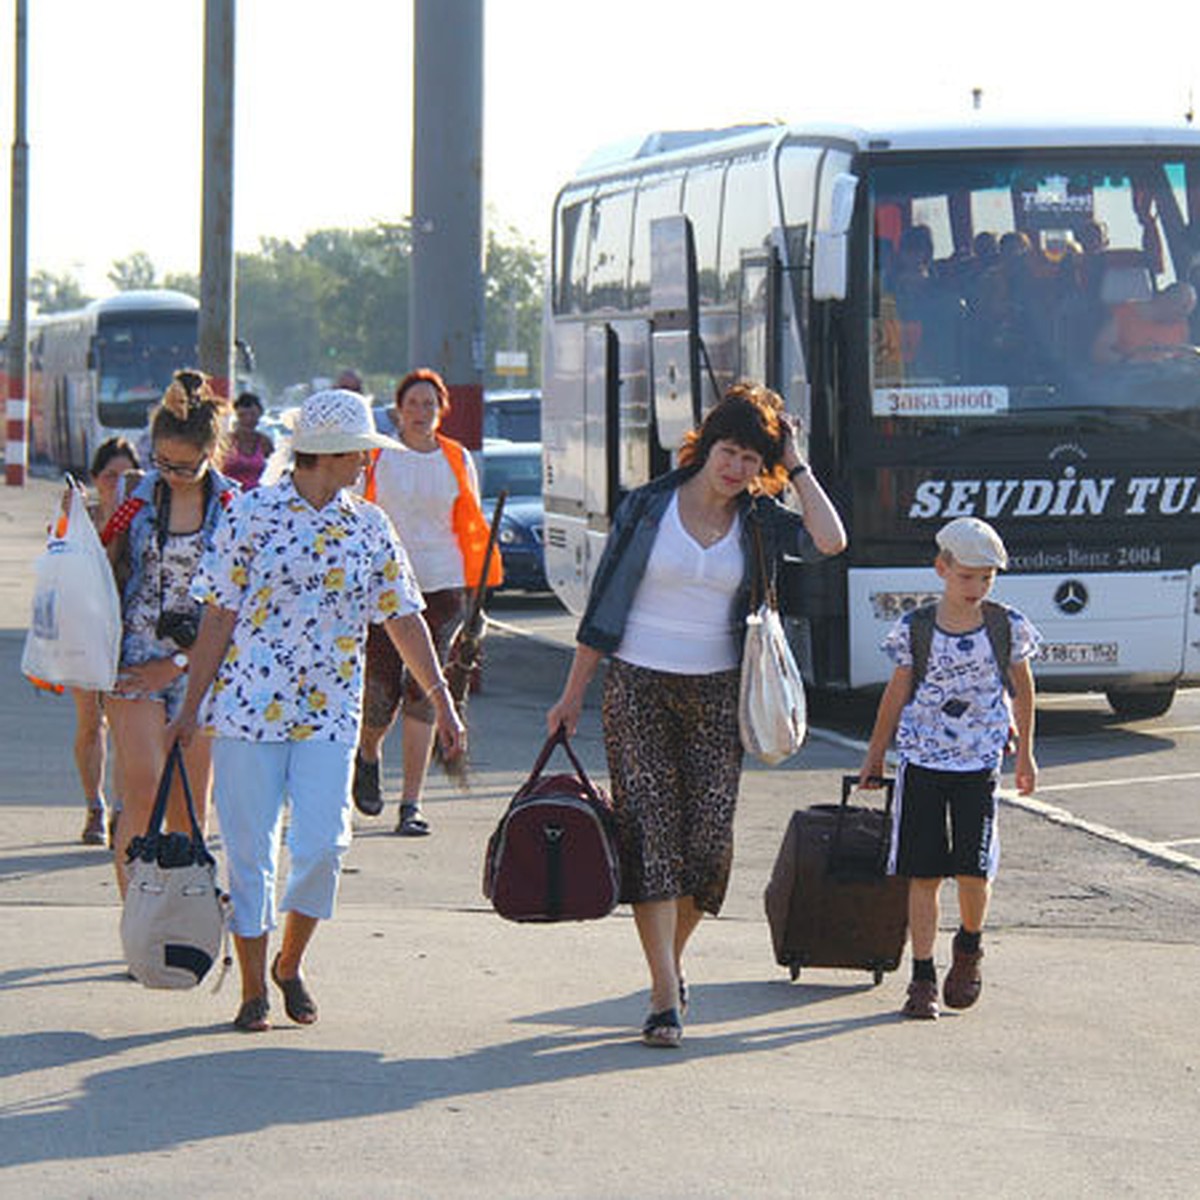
[872,967,884,986]
[789,964,800,982]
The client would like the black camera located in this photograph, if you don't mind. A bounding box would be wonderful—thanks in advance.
[156,609,201,649]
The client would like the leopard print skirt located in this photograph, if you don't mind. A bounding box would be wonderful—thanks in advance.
[602,658,743,915]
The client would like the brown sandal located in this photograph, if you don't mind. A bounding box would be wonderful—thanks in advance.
[233,995,271,1032]
[271,954,318,1025]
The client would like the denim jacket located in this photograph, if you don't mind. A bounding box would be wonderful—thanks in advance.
[576,466,825,658]
[118,468,239,614]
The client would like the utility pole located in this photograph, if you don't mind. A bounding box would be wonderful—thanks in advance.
[5,0,28,486]
[199,0,235,397]
[411,0,485,447]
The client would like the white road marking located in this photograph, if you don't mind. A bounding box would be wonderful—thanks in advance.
[1034,772,1200,793]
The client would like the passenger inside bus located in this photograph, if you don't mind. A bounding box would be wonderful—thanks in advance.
[1091,281,1198,364]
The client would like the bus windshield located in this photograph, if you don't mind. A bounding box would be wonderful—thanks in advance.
[869,152,1200,434]
[94,315,198,406]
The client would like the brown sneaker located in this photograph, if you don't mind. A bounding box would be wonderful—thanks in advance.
[901,978,939,1020]
[943,941,984,1009]
[81,806,106,846]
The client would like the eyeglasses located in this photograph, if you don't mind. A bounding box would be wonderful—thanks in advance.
[153,454,207,478]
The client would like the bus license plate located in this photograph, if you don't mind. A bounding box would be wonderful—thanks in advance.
[1038,642,1119,665]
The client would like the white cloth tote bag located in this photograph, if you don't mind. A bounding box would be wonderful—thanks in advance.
[738,515,807,765]
[21,485,122,691]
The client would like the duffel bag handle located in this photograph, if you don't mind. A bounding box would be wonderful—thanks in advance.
[140,740,206,847]
[519,725,603,802]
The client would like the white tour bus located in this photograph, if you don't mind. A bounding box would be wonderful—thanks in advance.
[26,290,253,474]
[541,121,1200,717]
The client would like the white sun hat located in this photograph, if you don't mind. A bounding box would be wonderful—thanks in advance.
[935,516,1009,569]
[290,388,403,454]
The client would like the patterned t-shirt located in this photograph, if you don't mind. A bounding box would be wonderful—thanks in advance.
[191,475,424,744]
[883,606,1042,772]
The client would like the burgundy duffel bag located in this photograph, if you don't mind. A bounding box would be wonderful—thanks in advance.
[483,726,621,922]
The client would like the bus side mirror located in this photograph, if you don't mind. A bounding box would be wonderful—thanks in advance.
[812,173,858,301]
[649,215,702,452]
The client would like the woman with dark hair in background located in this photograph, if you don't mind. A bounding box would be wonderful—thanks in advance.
[74,437,140,845]
[547,381,847,1047]
[101,370,238,894]
[223,391,274,490]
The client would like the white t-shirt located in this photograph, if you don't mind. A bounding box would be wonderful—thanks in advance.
[616,491,743,674]
[372,443,473,592]
[883,609,1041,771]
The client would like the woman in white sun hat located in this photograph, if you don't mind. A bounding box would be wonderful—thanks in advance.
[170,388,465,1033]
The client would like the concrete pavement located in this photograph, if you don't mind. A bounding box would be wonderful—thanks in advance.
[3,475,1200,1198]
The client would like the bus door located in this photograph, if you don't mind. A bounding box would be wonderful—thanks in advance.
[583,321,622,606]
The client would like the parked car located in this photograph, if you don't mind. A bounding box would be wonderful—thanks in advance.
[483,389,541,442]
[477,440,547,592]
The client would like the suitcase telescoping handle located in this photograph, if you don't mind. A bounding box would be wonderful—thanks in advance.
[831,774,896,871]
[519,725,603,802]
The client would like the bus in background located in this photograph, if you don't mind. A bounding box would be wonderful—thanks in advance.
[542,122,1200,717]
[28,289,254,473]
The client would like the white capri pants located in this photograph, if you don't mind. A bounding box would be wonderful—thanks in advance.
[212,737,355,938]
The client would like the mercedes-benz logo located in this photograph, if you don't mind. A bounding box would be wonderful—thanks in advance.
[1054,579,1089,615]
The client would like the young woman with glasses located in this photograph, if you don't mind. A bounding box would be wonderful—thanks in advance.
[100,370,239,895]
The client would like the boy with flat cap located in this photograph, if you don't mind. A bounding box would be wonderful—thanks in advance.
[859,516,1041,1019]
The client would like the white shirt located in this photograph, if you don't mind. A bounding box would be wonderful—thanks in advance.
[372,443,474,591]
[616,491,743,674]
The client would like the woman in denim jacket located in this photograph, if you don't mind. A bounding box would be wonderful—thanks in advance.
[102,370,238,894]
[548,381,846,1046]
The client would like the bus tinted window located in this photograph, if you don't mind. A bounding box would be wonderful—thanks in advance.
[869,154,1200,428]
[630,173,684,308]
[682,162,725,305]
[586,187,634,312]
[556,188,591,314]
[720,155,771,303]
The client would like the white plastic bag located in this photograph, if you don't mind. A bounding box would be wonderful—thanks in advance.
[21,487,122,691]
[738,603,807,766]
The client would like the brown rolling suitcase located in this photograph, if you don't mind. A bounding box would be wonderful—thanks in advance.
[764,776,909,984]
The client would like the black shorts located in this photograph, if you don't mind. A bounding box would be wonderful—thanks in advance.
[889,761,999,880]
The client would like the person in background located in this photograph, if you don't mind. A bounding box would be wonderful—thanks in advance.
[74,437,140,845]
[168,388,465,1032]
[858,517,1040,1021]
[335,367,365,394]
[546,381,846,1047]
[223,391,274,490]
[354,368,501,836]
[100,370,237,895]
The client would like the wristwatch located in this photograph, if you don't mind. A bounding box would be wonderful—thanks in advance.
[788,462,810,482]
[172,652,189,674]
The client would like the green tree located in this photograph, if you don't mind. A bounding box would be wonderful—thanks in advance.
[484,224,545,390]
[108,251,158,291]
[162,271,200,298]
[29,268,92,313]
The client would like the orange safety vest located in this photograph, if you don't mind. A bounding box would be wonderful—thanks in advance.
[363,435,503,590]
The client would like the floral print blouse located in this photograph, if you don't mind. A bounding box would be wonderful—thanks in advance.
[191,475,424,744]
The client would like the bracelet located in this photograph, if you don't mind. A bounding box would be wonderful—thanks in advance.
[788,462,810,482]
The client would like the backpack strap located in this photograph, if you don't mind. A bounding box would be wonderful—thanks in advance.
[981,599,1014,696]
[907,603,937,691]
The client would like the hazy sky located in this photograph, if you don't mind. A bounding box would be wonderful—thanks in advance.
[2,0,1200,307]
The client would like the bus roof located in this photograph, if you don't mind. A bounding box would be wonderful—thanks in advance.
[84,289,199,316]
[565,120,1200,187]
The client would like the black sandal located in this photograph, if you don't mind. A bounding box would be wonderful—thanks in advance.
[395,803,431,837]
[233,995,270,1033]
[271,954,318,1025]
[641,1007,683,1048]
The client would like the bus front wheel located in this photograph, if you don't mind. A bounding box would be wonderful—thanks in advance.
[1105,688,1175,720]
